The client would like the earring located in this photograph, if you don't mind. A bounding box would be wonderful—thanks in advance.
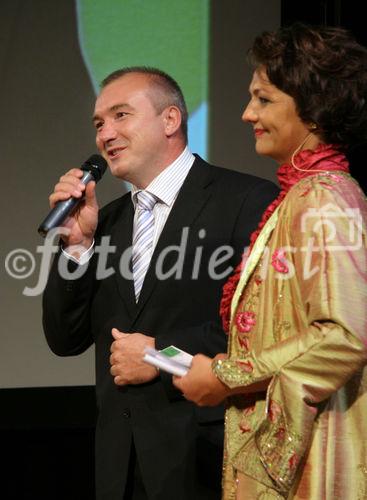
[309,122,317,130]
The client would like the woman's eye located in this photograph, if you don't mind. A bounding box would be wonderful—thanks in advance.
[259,97,270,104]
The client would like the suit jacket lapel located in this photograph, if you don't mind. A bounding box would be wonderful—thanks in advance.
[132,156,215,323]
[109,198,137,315]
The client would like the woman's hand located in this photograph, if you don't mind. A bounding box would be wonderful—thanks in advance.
[173,353,230,406]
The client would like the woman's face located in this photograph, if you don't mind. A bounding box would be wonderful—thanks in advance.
[242,68,318,164]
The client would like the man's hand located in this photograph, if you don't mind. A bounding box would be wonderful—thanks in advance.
[173,353,230,407]
[110,329,159,385]
[49,168,99,250]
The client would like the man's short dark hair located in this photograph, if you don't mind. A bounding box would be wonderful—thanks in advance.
[101,66,188,142]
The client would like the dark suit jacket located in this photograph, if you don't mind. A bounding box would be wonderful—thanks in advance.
[43,156,279,500]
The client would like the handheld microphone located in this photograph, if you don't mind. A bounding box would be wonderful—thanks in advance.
[38,154,107,237]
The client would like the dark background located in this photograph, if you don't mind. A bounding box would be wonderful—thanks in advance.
[282,0,367,193]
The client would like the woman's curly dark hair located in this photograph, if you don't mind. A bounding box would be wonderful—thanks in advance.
[249,23,367,147]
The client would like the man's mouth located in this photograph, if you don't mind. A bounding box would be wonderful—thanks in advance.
[106,147,126,158]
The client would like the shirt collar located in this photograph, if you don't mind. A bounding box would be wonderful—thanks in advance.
[131,147,195,208]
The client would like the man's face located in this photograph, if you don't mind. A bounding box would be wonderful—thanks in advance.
[93,73,169,187]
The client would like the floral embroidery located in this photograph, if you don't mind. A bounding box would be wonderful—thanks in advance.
[319,181,333,190]
[236,360,253,373]
[319,173,344,190]
[220,251,249,333]
[246,288,261,309]
[288,452,299,471]
[219,143,349,332]
[274,427,286,440]
[213,358,255,388]
[235,311,256,333]
[238,405,256,434]
[254,274,263,286]
[327,173,342,182]
[257,405,304,493]
[243,404,256,417]
[239,421,252,433]
[268,400,282,423]
[300,187,312,197]
[271,249,289,274]
[238,335,250,351]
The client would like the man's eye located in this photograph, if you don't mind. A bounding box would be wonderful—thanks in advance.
[95,122,103,130]
[116,112,128,119]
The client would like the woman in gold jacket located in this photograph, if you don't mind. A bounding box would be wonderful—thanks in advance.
[174,24,367,499]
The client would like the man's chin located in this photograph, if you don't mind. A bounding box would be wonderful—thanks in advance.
[108,159,129,178]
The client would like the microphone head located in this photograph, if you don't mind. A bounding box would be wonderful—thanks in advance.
[82,154,108,182]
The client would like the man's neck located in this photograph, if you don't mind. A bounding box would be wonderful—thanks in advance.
[133,142,187,189]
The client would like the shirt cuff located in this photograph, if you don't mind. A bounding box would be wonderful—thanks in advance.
[61,240,95,265]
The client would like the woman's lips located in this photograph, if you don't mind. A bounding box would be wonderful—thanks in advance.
[254,129,266,137]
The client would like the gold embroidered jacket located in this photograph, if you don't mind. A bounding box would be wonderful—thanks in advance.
[214,173,367,499]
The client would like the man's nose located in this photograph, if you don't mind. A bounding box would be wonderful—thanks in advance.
[98,121,118,142]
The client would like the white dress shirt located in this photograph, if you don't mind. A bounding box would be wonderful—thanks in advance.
[63,147,195,264]
[131,146,194,253]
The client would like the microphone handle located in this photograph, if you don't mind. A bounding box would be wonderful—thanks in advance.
[38,171,94,237]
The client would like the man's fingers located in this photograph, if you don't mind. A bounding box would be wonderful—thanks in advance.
[49,172,87,208]
[84,181,98,208]
[62,168,84,178]
[114,375,125,386]
[48,191,73,209]
[111,328,123,340]
[172,375,183,390]
[111,328,129,340]
[57,170,86,191]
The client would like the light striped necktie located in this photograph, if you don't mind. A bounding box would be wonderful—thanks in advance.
[132,190,158,301]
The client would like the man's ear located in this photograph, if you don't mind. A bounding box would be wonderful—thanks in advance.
[163,106,182,137]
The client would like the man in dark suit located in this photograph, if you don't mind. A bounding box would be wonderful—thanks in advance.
[43,67,279,500]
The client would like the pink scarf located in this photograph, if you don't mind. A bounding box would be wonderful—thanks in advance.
[219,144,350,332]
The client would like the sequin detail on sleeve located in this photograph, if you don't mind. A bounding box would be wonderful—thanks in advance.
[256,401,304,494]
[212,358,256,389]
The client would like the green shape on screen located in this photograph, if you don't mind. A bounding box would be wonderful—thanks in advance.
[76,0,209,114]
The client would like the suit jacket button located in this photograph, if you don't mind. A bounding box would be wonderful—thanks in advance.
[122,408,131,418]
